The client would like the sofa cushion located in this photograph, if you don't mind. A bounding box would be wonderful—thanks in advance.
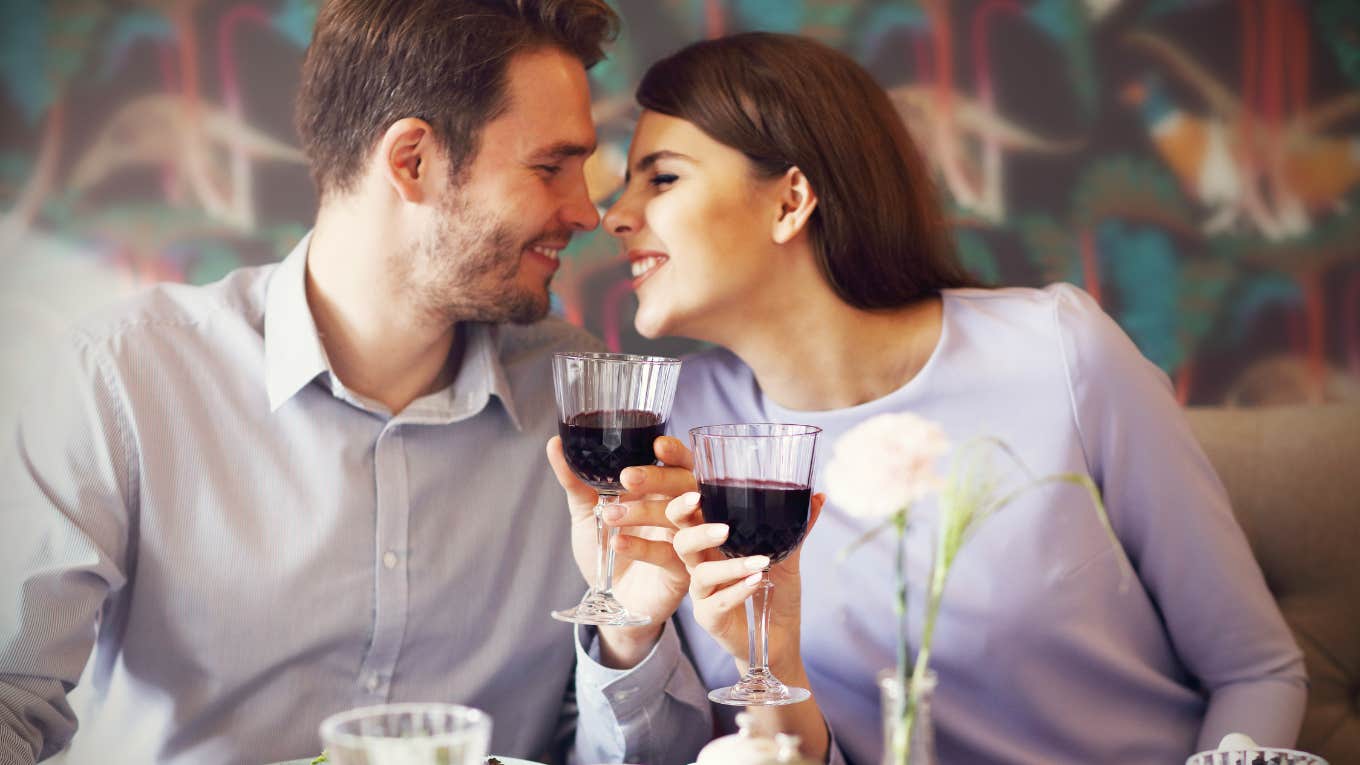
[1187,404,1360,763]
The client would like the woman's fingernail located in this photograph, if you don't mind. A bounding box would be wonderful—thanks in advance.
[744,572,763,586]
[707,524,728,539]
[603,506,625,523]
[620,468,642,487]
[683,492,700,508]
[745,556,769,571]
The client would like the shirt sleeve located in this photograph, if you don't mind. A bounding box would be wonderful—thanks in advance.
[571,620,712,765]
[1053,284,1307,749]
[0,335,136,762]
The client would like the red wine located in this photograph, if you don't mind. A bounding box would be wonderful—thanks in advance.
[560,410,667,491]
[699,479,812,563]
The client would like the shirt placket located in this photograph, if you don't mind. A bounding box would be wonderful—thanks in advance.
[355,421,412,702]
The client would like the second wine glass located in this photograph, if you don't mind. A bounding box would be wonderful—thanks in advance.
[552,351,681,626]
[690,423,821,706]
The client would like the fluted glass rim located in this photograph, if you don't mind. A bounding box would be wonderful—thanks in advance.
[553,351,680,366]
[690,423,823,439]
[319,702,490,748]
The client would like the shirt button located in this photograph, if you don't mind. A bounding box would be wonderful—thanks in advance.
[365,674,380,692]
[382,551,398,569]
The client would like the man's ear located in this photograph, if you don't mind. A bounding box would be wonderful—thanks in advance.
[771,166,818,245]
[376,117,438,204]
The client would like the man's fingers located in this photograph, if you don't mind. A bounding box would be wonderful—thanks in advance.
[619,462,697,500]
[600,498,676,530]
[690,555,769,599]
[611,533,687,578]
[652,435,694,470]
[546,437,599,518]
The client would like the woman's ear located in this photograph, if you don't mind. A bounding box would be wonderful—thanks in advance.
[771,166,818,245]
[375,117,437,204]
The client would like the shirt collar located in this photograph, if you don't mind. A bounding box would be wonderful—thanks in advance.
[264,232,523,430]
[399,321,524,431]
[264,232,330,412]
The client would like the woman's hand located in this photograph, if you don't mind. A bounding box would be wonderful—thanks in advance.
[669,490,824,678]
[546,435,698,667]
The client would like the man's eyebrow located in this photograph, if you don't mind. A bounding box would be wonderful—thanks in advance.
[625,150,694,182]
[529,141,596,162]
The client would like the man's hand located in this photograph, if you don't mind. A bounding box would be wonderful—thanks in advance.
[546,435,697,667]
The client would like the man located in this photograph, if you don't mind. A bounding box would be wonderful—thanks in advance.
[0,1,619,761]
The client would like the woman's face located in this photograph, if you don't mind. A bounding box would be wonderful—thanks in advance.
[603,110,787,341]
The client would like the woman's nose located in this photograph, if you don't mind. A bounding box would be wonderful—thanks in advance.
[603,196,636,237]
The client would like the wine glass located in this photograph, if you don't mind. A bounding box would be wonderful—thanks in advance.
[552,351,681,626]
[318,703,491,765]
[690,423,821,706]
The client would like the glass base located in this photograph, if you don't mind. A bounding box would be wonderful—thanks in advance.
[708,670,811,707]
[551,592,651,627]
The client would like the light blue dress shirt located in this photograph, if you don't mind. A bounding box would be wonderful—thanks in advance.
[0,234,612,764]
[576,284,1306,765]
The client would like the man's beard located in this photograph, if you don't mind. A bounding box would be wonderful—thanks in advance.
[399,194,555,326]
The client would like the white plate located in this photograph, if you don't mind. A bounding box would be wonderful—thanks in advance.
[272,751,541,756]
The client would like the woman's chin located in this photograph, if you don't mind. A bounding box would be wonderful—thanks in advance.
[633,317,665,340]
[632,306,673,340]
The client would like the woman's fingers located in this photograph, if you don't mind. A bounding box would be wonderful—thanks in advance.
[690,555,769,599]
[664,491,704,529]
[546,437,599,521]
[673,521,728,569]
[695,572,764,619]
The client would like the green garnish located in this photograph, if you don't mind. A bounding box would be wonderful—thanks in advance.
[310,752,328,764]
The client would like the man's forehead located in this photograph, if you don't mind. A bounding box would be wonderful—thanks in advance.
[494,48,596,152]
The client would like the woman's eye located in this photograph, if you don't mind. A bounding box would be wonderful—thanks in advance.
[649,173,678,188]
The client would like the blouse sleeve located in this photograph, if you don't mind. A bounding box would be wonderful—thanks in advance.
[1052,284,1307,749]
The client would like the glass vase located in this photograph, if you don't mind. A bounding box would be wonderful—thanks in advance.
[878,669,938,765]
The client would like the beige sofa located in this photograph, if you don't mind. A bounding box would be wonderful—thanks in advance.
[1187,405,1360,764]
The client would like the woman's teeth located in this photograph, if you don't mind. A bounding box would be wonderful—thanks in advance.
[631,256,663,278]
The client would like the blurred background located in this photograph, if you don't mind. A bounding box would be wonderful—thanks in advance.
[2,0,1358,432]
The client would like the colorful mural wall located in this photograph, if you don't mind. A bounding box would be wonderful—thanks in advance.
[2,0,1357,419]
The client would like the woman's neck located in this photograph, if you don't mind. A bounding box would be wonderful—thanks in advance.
[722,288,944,413]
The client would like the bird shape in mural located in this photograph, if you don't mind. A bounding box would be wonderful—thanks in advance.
[67,93,306,231]
[1124,30,1360,240]
[1121,74,1251,236]
[888,84,1082,223]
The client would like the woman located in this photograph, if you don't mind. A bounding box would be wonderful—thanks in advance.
[550,32,1305,765]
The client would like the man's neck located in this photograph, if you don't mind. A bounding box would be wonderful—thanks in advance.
[306,207,457,415]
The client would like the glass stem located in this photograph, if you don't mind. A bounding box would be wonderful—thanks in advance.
[746,569,773,675]
[593,494,620,596]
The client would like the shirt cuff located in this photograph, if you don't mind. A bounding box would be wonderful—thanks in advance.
[574,621,683,718]
[573,620,712,765]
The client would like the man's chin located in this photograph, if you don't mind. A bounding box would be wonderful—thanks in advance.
[502,290,551,325]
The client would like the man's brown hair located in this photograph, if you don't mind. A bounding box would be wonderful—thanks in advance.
[296,0,618,199]
[636,32,978,309]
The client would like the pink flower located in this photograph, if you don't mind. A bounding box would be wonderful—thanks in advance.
[824,413,950,519]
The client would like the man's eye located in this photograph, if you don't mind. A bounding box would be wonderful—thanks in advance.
[536,165,562,177]
[649,173,678,188]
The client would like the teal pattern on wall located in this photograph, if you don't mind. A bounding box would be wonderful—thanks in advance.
[1,0,1357,408]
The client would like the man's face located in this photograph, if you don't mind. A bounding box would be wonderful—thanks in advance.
[401,47,600,325]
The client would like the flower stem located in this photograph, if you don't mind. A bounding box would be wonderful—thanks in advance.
[893,512,908,765]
